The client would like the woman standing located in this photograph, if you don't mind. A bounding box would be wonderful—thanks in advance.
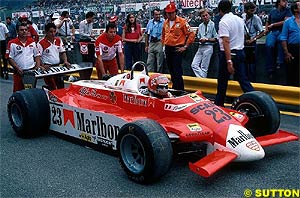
[122,13,143,70]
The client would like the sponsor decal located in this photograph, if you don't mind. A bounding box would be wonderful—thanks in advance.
[63,109,75,127]
[164,103,194,112]
[33,65,77,75]
[189,93,206,103]
[246,141,260,151]
[76,112,120,139]
[187,123,202,131]
[79,87,108,100]
[123,94,147,107]
[49,93,59,102]
[110,91,117,104]
[79,42,88,54]
[227,130,254,148]
[190,101,214,114]
[229,112,244,119]
[50,104,123,149]
[79,133,93,142]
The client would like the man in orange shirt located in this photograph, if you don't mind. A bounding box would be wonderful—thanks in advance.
[162,3,195,90]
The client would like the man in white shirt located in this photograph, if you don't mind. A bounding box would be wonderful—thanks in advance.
[0,21,9,79]
[79,11,95,42]
[37,23,71,90]
[215,0,254,107]
[54,11,75,41]
[6,23,41,92]
[191,9,217,78]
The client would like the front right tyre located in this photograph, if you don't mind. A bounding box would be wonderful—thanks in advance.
[117,119,173,184]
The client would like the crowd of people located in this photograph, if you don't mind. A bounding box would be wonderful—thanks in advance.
[0,0,299,101]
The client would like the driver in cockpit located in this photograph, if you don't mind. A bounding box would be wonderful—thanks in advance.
[148,74,173,98]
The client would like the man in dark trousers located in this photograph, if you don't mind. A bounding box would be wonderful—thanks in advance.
[215,0,254,107]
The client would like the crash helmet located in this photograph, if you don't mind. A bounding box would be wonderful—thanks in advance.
[148,74,169,96]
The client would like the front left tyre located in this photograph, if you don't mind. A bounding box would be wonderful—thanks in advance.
[7,88,50,138]
[117,119,173,184]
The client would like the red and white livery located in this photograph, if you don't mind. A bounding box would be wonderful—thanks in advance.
[7,61,299,184]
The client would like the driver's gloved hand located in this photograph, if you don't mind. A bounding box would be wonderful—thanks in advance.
[102,74,111,80]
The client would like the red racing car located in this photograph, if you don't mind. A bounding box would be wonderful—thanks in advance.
[7,61,298,183]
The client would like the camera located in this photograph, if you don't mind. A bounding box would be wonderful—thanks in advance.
[150,36,159,42]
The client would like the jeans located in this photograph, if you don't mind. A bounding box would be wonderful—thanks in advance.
[265,30,284,73]
[124,42,141,70]
[215,50,254,107]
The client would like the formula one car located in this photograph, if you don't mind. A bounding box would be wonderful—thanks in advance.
[7,61,298,183]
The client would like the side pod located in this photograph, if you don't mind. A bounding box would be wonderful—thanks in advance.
[256,130,299,147]
[189,150,238,177]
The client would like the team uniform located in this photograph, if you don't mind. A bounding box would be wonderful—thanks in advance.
[37,37,66,90]
[95,33,123,75]
[162,15,195,90]
[6,37,40,92]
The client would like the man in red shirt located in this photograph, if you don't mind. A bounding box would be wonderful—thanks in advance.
[94,23,124,79]
[6,23,41,92]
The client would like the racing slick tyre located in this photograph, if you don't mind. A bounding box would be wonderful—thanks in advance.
[231,91,280,137]
[117,119,173,184]
[7,88,50,138]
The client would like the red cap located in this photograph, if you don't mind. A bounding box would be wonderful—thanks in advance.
[165,3,176,13]
[109,16,118,22]
[20,14,28,19]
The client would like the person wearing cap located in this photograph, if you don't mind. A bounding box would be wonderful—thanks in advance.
[17,14,39,43]
[54,11,75,42]
[145,8,165,73]
[162,3,195,91]
[214,0,254,107]
[109,16,123,36]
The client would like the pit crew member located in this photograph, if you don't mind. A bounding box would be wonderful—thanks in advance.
[94,22,124,79]
[6,23,41,92]
[37,23,71,90]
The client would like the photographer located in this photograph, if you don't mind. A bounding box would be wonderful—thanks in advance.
[145,8,165,73]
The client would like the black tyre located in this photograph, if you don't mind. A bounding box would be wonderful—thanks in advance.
[231,91,280,137]
[117,119,173,184]
[7,88,50,138]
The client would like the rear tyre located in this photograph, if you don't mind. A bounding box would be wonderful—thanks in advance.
[231,91,280,137]
[7,88,50,138]
[117,119,173,184]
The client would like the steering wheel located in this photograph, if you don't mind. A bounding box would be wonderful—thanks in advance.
[130,61,148,80]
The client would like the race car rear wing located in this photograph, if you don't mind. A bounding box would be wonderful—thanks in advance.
[22,62,92,89]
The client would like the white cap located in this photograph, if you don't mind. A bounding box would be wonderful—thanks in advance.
[52,13,60,19]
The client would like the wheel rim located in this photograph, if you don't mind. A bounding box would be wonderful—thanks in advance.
[10,103,23,128]
[235,102,264,135]
[235,102,262,118]
[120,134,146,174]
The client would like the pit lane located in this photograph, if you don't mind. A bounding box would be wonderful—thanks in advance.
[0,77,299,198]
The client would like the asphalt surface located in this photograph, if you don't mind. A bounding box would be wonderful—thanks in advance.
[0,76,299,198]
